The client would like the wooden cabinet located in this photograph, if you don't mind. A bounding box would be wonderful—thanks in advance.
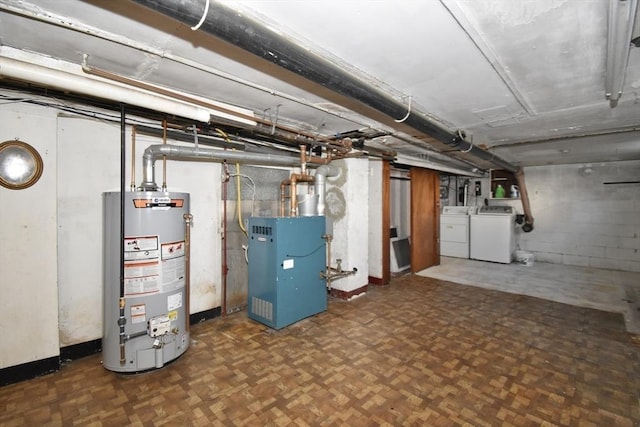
[490,169,519,199]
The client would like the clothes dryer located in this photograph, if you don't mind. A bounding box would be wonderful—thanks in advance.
[469,206,516,263]
[440,206,476,258]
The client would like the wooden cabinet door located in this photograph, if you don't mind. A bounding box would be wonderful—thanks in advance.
[410,167,440,272]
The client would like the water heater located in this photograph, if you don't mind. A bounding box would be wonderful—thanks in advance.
[102,191,190,372]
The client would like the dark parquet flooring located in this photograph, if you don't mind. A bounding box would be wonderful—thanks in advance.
[1,275,639,426]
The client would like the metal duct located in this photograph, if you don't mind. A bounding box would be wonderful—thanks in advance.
[314,164,341,216]
[132,0,518,173]
[140,144,300,190]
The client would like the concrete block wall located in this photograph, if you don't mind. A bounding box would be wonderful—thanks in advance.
[518,161,640,272]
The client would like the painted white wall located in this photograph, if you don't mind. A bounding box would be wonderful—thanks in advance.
[326,158,369,294]
[57,116,120,346]
[0,104,59,368]
[1,97,223,367]
[441,162,640,272]
[368,159,383,279]
[56,117,222,347]
[516,162,640,272]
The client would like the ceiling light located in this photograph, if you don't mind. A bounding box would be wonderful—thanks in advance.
[0,140,44,190]
[605,0,639,108]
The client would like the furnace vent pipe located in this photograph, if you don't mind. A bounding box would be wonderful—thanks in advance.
[132,0,519,174]
[140,144,299,191]
[314,164,341,216]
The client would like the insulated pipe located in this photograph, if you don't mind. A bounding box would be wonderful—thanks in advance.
[314,164,341,216]
[132,0,519,173]
[0,50,212,123]
[139,144,299,190]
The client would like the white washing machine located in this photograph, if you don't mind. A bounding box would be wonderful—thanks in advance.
[440,206,476,258]
[470,206,516,263]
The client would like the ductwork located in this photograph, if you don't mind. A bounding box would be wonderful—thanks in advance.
[130,0,533,229]
[314,164,341,216]
[132,0,519,174]
[140,144,300,191]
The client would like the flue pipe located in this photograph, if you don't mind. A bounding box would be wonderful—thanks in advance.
[289,173,315,217]
[140,144,299,191]
[132,0,519,173]
[314,164,341,216]
[514,168,535,232]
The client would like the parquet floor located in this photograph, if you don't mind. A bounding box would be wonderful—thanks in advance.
[2,275,640,426]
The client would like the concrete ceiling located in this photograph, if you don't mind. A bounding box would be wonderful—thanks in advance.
[1,0,639,171]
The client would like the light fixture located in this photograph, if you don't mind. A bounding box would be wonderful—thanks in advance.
[605,0,639,108]
[0,140,44,190]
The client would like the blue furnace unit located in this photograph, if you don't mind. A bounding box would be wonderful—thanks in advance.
[248,216,327,329]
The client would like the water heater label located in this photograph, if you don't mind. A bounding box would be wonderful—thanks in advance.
[133,198,185,208]
[130,304,146,324]
[161,241,185,260]
[168,292,182,311]
[283,259,294,270]
[124,236,159,261]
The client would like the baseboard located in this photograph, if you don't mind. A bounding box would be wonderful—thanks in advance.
[1,307,222,387]
[0,356,59,387]
[329,284,368,300]
[190,306,222,324]
[60,339,102,362]
[368,276,386,286]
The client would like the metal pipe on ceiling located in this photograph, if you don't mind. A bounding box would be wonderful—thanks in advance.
[139,144,300,191]
[132,0,519,174]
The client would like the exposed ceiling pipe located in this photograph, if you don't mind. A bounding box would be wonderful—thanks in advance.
[0,0,387,133]
[140,144,300,191]
[132,0,520,174]
[0,47,212,122]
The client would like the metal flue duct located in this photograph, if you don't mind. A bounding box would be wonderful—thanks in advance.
[132,0,518,173]
[140,144,300,191]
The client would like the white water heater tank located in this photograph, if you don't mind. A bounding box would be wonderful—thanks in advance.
[102,191,190,372]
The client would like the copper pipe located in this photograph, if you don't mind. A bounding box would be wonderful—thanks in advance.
[183,213,193,333]
[300,145,307,175]
[280,179,291,217]
[222,165,229,317]
[307,152,333,165]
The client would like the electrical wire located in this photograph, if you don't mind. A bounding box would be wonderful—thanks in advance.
[286,244,325,258]
[190,0,210,31]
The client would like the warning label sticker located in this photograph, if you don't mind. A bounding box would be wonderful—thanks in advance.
[131,304,146,324]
